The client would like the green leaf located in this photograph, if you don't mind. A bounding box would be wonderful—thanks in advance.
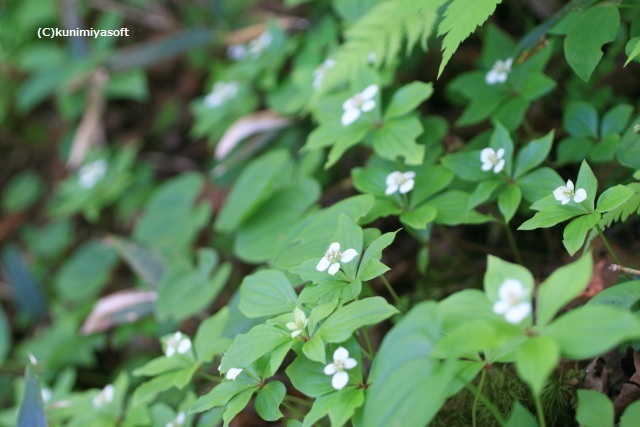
[0,306,8,362]
[601,104,633,137]
[624,37,640,67]
[588,280,640,311]
[518,206,578,230]
[576,160,597,210]
[223,388,255,427]
[352,167,388,198]
[107,237,165,287]
[363,302,454,426]
[515,336,560,395]
[409,165,454,207]
[328,388,365,426]
[490,122,515,177]
[286,354,335,398]
[326,126,370,168]
[133,356,192,377]
[517,167,564,203]
[576,390,613,427]
[357,231,397,281]
[303,392,339,427]
[505,402,538,427]
[596,185,634,213]
[307,300,339,335]
[400,204,437,229]
[384,82,433,120]
[513,131,553,179]
[215,150,291,233]
[194,308,232,363]
[190,377,258,413]
[562,212,600,256]
[437,0,503,77]
[536,254,593,326]
[430,191,494,225]
[2,171,43,213]
[498,184,521,223]
[317,297,398,343]
[544,305,640,359]
[564,101,598,138]
[239,270,298,318]
[484,256,534,305]
[371,115,424,165]
[302,335,326,364]
[438,289,496,332]
[468,179,502,208]
[493,96,529,131]
[620,400,640,427]
[441,150,489,182]
[255,381,286,422]
[220,324,291,372]
[17,363,47,427]
[565,4,620,81]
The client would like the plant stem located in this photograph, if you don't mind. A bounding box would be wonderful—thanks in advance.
[464,381,506,427]
[472,367,487,427]
[284,394,312,408]
[197,370,222,383]
[360,327,375,361]
[281,400,305,418]
[503,222,523,265]
[595,225,623,266]
[381,274,407,312]
[534,392,547,427]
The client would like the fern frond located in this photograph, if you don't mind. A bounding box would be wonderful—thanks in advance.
[437,0,503,77]
[585,183,640,249]
[318,0,445,93]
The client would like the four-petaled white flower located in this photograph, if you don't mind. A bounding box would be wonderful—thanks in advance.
[165,332,192,358]
[227,44,248,61]
[553,180,587,205]
[493,279,531,324]
[204,81,239,108]
[165,411,186,427]
[226,368,243,380]
[316,242,358,276]
[313,58,336,90]
[324,347,357,390]
[92,384,114,408]
[480,148,506,173]
[78,159,107,189]
[247,31,273,57]
[341,85,378,126]
[486,58,513,85]
[385,171,416,195]
[286,307,308,338]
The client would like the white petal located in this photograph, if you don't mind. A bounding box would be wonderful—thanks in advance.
[566,180,574,190]
[481,162,493,171]
[344,358,357,369]
[333,346,349,362]
[574,188,587,203]
[493,300,509,315]
[361,99,376,112]
[504,58,513,70]
[177,339,191,354]
[286,322,297,331]
[328,242,340,252]
[342,108,360,126]
[480,148,495,163]
[328,262,340,275]
[495,72,508,83]
[385,183,398,195]
[316,257,331,272]
[324,363,337,375]
[386,171,400,186]
[165,346,176,358]
[399,179,414,194]
[553,187,568,203]
[342,98,357,110]
[332,371,349,390]
[485,70,499,85]
[505,302,532,324]
[173,332,183,341]
[226,368,243,380]
[290,329,302,338]
[403,171,416,179]
[498,279,526,300]
[361,84,378,100]
[493,158,505,173]
[340,249,358,263]
[496,148,505,159]
[103,385,114,402]
[294,307,306,323]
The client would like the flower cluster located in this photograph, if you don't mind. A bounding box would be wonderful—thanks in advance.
[286,307,308,338]
[204,81,239,108]
[165,332,192,358]
[316,242,358,275]
[553,180,587,205]
[493,279,531,324]
[342,85,378,126]
[480,148,505,173]
[92,384,114,408]
[324,347,357,390]
[227,31,273,61]
[313,58,336,90]
[385,171,415,195]
[486,58,513,85]
[78,159,107,189]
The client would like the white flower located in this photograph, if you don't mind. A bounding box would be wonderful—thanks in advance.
[486,58,513,85]
[286,307,308,338]
[227,44,247,61]
[247,31,272,57]
[553,180,587,205]
[313,58,336,90]
[367,52,377,64]
[226,368,243,380]
[92,384,114,408]
[385,171,416,195]
[78,159,107,189]
[165,332,192,358]
[204,81,239,108]
[316,242,358,276]
[41,388,52,404]
[324,347,357,390]
[480,148,506,173]
[165,411,186,427]
[493,279,531,324]
[341,84,378,126]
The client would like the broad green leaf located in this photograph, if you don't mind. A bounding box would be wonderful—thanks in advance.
[544,305,640,359]
[239,270,298,318]
[596,185,634,213]
[556,135,593,164]
[363,302,454,427]
[1,171,43,213]
[357,231,397,281]
[215,150,291,233]
[536,254,592,326]
[194,308,232,363]
[624,37,640,67]
[409,165,454,207]
[484,256,534,307]
[328,388,364,427]
[616,117,640,169]
[620,400,640,427]
[505,402,538,427]
[576,390,613,427]
[303,392,339,427]
[437,0,502,76]
[255,381,286,422]
[400,204,437,229]
[564,101,598,138]
[600,104,633,137]
[384,82,433,120]
[513,131,553,179]
[298,280,362,306]
[468,179,502,208]
[498,183,521,223]
[371,115,424,165]
[302,335,326,364]
[286,355,335,398]
[352,167,388,198]
[190,377,258,413]
[1,245,46,322]
[107,237,165,287]
[430,191,494,225]
[17,363,47,427]
[433,319,517,358]
[576,160,597,210]
[519,73,555,101]
[588,281,640,311]
[133,356,192,377]
[490,122,515,177]
[438,289,495,331]
[564,5,620,82]
[493,96,529,131]
[518,206,578,230]
[222,388,255,427]
[220,324,291,372]
[317,297,398,343]
[326,126,370,167]
[517,167,564,203]
[562,212,600,256]
[307,300,339,335]
[515,336,559,395]
[441,150,489,181]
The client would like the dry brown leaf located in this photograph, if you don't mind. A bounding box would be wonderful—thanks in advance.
[614,350,640,418]
[81,289,157,335]
[215,110,293,160]
[224,15,308,45]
